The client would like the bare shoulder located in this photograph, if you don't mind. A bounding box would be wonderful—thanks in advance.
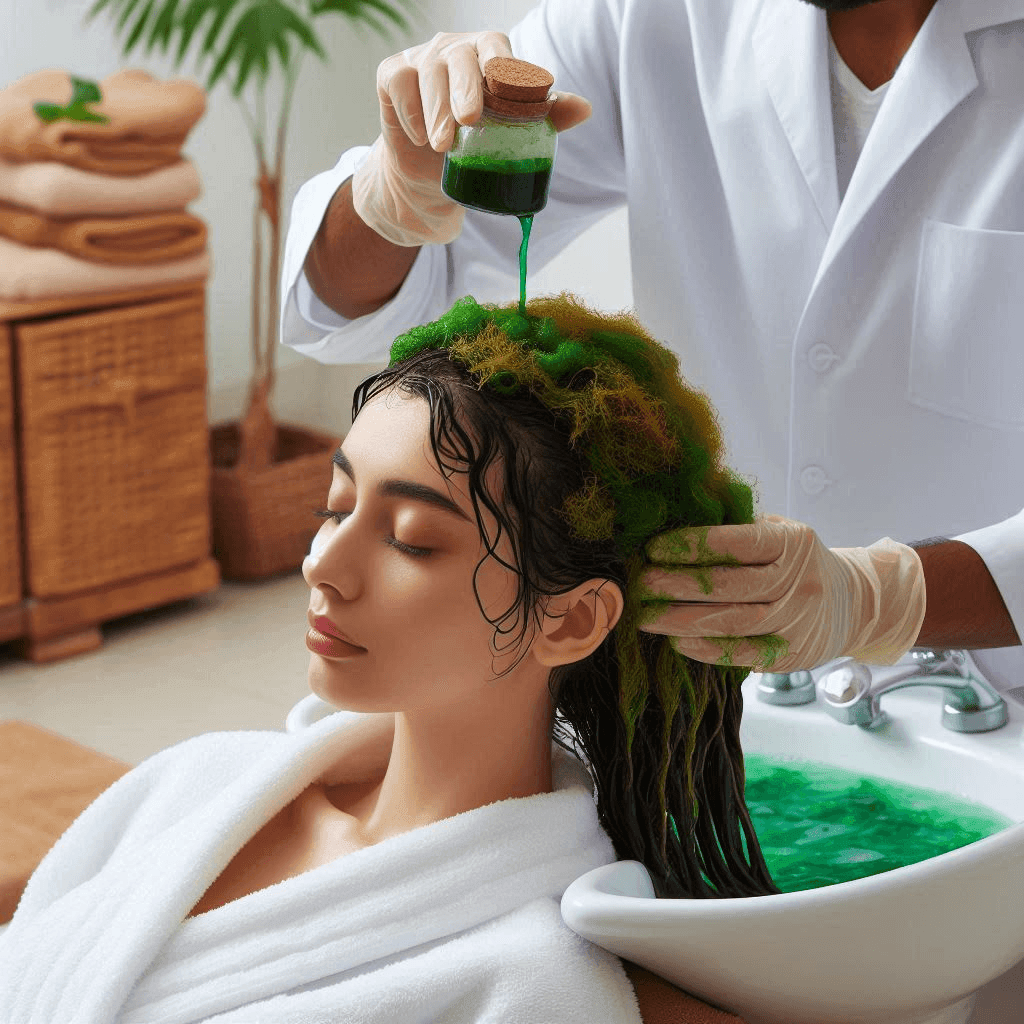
[621,960,747,1024]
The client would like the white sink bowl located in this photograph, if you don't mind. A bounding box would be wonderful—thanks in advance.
[560,651,1024,1024]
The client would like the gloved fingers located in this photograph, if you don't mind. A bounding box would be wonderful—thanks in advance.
[664,634,794,672]
[377,56,428,147]
[469,29,518,88]
[547,92,594,133]
[419,59,456,151]
[388,31,515,152]
[640,560,793,604]
[637,596,780,640]
[644,515,789,568]
[447,43,485,123]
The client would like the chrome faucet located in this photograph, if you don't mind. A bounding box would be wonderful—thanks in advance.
[756,668,817,706]
[820,648,1008,733]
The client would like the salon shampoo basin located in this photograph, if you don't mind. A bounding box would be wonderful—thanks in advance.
[560,656,1024,1024]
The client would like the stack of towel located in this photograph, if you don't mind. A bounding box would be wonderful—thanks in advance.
[0,68,211,306]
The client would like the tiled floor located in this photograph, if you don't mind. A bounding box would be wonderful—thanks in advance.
[0,569,316,766]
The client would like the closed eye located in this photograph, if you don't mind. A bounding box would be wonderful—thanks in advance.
[311,507,433,558]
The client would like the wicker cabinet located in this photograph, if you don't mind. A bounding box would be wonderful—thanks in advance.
[0,284,219,663]
[0,323,21,609]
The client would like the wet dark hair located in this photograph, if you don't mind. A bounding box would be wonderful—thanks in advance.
[350,294,781,899]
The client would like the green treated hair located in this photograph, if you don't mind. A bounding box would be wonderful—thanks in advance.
[355,291,782,898]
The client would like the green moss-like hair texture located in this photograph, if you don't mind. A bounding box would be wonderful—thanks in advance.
[388,294,786,885]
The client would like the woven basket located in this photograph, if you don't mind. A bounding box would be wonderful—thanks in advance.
[209,421,340,581]
[0,323,21,608]
[15,290,211,598]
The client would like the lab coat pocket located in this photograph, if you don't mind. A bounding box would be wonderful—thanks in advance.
[908,220,1024,431]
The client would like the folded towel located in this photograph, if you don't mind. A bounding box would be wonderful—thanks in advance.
[0,155,202,217]
[0,69,205,176]
[0,200,207,264]
[0,711,645,1024]
[0,233,209,303]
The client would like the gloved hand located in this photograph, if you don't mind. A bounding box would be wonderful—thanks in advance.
[638,513,927,673]
[352,30,594,247]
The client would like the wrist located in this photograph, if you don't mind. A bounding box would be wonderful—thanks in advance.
[840,539,927,665]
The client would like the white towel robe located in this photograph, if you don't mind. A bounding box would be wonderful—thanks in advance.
[0,711,643,1024]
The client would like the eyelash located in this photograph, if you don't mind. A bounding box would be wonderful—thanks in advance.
[311,508,433,558]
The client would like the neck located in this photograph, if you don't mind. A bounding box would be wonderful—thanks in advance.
[828,0,940,89]
[339,685,557,847]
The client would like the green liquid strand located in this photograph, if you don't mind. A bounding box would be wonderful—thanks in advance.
[518,214,533,317]
[670,754,1013,894]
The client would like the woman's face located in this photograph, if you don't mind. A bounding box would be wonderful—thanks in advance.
[302,387,538,714]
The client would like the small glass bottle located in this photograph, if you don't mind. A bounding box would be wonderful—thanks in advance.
[441,57,557,216]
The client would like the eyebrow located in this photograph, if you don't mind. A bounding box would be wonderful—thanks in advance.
[332,447,472,523]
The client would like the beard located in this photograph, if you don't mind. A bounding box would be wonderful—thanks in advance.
[796,0,888,9]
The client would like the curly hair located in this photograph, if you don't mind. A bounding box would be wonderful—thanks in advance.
[350,291,782,899]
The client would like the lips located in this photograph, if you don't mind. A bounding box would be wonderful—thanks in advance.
[311,614,364,649]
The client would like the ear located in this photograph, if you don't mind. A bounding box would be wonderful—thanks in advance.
[532,579,624,668]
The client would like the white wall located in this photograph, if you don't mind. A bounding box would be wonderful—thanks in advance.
[8,0,631,439]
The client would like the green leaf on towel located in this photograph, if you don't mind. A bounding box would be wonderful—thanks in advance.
[32,76,110,124]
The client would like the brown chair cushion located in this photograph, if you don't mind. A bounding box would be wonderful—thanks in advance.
[623,959,747,1024]
[0,720,132,923]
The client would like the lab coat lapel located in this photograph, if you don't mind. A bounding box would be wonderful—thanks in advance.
[752,0,840,235]
[817,0,980,287]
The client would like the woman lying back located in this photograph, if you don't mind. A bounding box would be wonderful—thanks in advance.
[0,290,779,1024]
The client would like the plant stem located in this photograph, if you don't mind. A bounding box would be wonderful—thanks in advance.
[239,50,305,469]
[265,54,302,396]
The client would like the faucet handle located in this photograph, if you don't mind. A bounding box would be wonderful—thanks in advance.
[756,669,816,706]
[909,647,966,674]
[821,660,871,704]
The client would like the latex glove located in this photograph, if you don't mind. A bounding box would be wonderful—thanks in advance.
[638,513,927,673]
[352,30,593,247]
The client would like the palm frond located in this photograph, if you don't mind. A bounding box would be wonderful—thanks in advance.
[85,0,413,97]
[308,0,422,41]
[124,0,159,51]
[174,0,233,66]
[207,2,327,96]
[145,0,184,54]
[115,0,147,33]
[84,0,146,45]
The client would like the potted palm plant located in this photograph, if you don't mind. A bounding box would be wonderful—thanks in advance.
[84,0,420,579]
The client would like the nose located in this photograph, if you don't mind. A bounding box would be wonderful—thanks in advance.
[302,520,361,594]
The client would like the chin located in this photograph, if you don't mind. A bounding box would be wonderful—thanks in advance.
[307,681,378,715]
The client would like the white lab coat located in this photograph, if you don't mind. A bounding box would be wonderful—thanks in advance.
[279,0,1024,693]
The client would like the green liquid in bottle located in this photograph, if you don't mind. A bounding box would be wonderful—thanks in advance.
[442,154,553,216]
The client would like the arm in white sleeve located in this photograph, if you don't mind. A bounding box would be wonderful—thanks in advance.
[278,0,628,365]
[952,505,1024,648]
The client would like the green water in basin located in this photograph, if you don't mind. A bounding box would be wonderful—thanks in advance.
[735,754,1015,893]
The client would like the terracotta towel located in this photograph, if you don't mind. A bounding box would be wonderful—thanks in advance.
[0,155,201,217]
[0,69,206,176]
[0,233,209,303]
[0,720,131,926]
[0,200,207,265]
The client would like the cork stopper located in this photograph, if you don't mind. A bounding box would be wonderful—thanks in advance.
[482,57,556,119]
